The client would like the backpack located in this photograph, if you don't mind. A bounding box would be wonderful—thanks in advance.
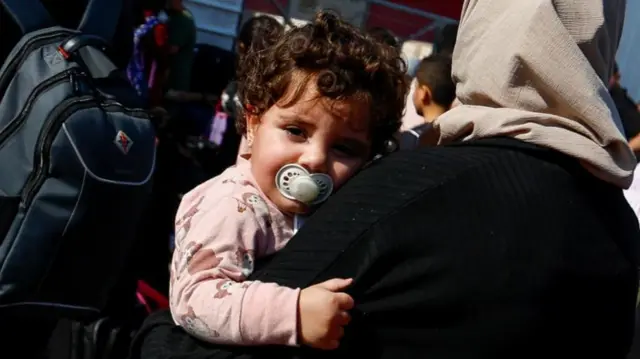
[0,0,155,322]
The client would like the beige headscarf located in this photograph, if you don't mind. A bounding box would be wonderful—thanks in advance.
[431,0,636,188]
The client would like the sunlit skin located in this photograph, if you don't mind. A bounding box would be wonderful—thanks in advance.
[246,81,372,216]
[413,83,448,122]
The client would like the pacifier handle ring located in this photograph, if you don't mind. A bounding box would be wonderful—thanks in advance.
[275,164,308,201]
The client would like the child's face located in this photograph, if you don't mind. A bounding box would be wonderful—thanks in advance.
[247,85,371,215]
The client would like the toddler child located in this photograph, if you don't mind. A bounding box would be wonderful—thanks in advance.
[169,11,407,351]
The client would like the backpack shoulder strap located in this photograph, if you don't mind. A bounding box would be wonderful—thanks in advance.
[0,0,54,34]
[1,0,123,42]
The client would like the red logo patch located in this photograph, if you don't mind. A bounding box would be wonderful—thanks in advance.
[114,130,134,154]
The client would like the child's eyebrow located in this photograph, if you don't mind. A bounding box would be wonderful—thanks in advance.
[281,114,316,128]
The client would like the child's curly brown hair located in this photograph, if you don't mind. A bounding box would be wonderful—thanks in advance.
[237,11,407,155]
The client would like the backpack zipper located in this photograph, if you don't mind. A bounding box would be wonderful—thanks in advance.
[21,97,148,207]
[0,30,74,97]
[0,69,77,147]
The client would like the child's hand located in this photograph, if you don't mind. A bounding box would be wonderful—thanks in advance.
[298,278,354,350]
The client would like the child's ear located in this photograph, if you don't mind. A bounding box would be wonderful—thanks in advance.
[420,85,433,106]
[245,114,260,145]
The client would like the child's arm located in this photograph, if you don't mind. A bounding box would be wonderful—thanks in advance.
[169,194,300,346]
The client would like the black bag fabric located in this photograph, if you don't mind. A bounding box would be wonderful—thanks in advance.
[0,0,155,321]
[48,311,148,359]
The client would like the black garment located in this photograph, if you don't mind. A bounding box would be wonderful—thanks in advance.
[628,307,640,359]
[610,85,640,140]
[398,122,433,150]
[131,137,639,359]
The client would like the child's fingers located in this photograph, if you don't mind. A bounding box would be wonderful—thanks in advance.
[333,292,355,310]
[337,310,351,325]
[315,278,353,292]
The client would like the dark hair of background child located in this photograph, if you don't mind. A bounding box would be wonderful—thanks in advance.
[236,15,284,61]
[414,54,456,108]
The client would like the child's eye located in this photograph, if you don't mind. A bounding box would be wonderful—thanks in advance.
[285,127,306,139]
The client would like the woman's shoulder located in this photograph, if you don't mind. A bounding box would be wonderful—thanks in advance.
[364,137,572,194]
[308,137,626,245]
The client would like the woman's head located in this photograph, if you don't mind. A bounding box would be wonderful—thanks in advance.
[238,11,407,214]
[433,0,635,188]
[236,15,284,59]
[453,0,625,103]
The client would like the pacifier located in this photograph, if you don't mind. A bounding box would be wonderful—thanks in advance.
[275,164,333,205]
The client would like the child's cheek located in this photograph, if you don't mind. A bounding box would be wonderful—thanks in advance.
[331,159,364,189]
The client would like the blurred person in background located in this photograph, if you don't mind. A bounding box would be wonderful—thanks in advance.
[609,62,640,154]
[398,54,455,150]
[616,62,640,232]
[401,24,458,134]
[127,0,170,108]
[164,0,196,95]
[433,24,458,57]
[400,63,428,132]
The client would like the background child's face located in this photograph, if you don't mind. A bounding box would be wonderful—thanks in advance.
[247,85,371,215]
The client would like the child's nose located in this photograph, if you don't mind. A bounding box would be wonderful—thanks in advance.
[298,148,328,174]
